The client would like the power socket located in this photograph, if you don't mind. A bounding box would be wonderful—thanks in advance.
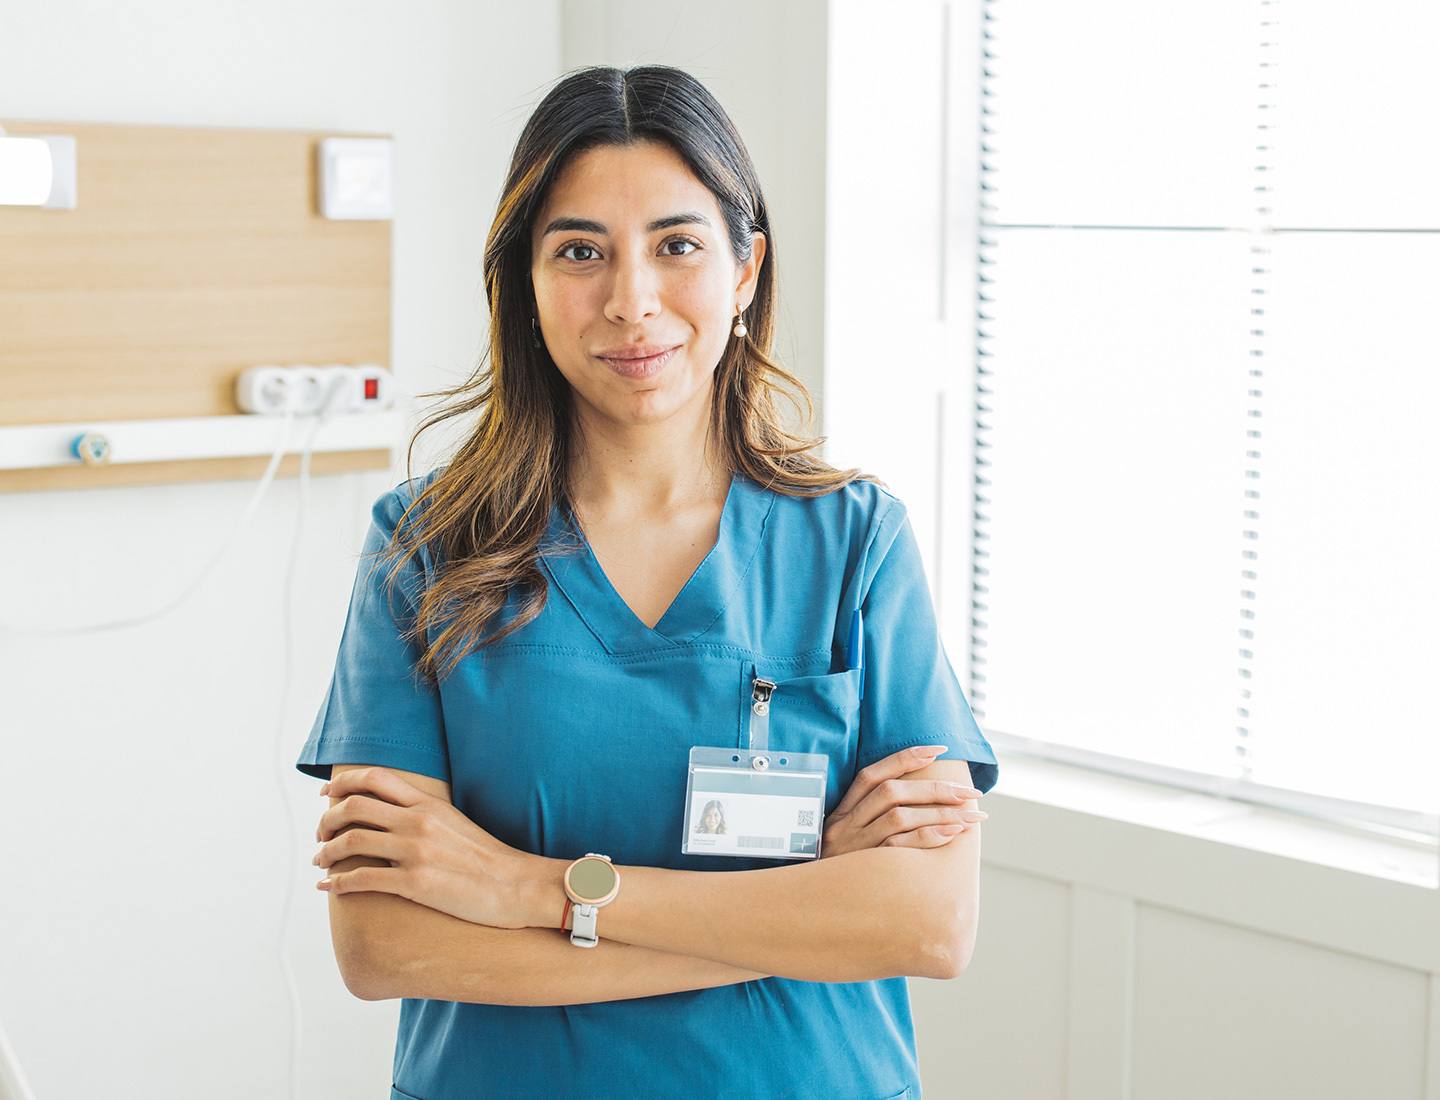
[236,364,396,416]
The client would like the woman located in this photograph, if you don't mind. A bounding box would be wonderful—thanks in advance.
[300,65,997,1100]
[695,799,727,835]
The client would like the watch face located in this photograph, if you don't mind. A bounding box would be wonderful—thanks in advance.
[568,857,617,903]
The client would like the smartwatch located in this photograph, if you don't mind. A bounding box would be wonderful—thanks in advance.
[564,853,620,948]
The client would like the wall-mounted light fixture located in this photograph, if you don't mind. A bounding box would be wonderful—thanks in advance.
[0,126,77,209]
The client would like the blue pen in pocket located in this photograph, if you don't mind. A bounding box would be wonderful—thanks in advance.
[846,607,864,700]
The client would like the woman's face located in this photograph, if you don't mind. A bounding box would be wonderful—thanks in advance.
[530,141,765,435]
[703,805,722,832]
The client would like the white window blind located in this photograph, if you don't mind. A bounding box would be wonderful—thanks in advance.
[968,0,1440,831]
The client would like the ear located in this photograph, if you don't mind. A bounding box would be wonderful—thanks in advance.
[733,231,767,312]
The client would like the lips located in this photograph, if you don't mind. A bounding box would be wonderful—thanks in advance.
[594,344,681,379]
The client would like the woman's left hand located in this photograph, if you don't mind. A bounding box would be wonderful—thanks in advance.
[313,766,538,929]
[819,746,986,859]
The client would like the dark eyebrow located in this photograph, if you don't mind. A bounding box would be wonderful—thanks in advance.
[646,212,712,232]
[539,212,713,237]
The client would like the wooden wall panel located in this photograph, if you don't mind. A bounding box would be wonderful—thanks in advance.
[0,120,392,488]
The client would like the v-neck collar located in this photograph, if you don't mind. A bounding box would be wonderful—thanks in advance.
[539,473,775,653]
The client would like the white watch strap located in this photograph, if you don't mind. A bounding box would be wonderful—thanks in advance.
[570,903,600,948]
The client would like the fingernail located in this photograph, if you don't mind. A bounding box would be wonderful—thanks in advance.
[962,811,988,822]
[948,784,983,799]
[937,824,965,835]
[317,878,332,890]
[319,783,331,796]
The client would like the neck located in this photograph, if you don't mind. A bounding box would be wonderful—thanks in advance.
[566,394,730,514]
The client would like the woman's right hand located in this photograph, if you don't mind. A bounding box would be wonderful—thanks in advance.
[820,745,987,858]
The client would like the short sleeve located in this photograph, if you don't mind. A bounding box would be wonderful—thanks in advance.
[855,499,998,794]
[295,483,450,782]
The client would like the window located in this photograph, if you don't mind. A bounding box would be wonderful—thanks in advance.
[956,0,1440,835]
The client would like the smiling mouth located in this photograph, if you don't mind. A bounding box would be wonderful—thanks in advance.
[596,346,680,379]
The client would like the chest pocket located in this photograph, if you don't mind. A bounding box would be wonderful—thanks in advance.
[762,668,862,807]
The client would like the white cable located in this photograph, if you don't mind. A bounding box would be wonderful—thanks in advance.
[272,403,334,1100]
[0,402,298,639]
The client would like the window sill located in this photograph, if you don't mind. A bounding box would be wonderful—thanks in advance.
[991,752,1438,890]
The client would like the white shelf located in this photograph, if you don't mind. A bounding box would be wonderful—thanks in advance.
[0,412,403,471]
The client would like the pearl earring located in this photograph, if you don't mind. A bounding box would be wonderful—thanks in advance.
[732,312,748,339]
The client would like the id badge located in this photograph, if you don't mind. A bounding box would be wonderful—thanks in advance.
[682,746,828,860]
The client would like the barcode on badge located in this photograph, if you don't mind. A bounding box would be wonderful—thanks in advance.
[738,836,785,850]
[796,809,815,827]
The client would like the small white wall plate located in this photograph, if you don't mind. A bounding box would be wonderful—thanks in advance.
[318,137,394,221]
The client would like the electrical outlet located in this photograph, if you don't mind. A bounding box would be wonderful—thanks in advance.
[236,365,396,416]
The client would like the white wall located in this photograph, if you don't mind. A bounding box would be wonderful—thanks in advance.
[0,3,560,1098]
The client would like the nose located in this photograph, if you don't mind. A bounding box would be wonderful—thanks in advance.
[604,251,662,324]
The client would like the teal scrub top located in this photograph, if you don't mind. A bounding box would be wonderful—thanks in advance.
[298,471,997,1100]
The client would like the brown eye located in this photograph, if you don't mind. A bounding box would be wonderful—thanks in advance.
[559,243,599,262]
[663,238,700,256]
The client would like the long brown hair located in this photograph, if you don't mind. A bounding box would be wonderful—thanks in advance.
[390,65,864,681]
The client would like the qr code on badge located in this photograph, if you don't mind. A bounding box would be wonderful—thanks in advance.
[797,809,815,827]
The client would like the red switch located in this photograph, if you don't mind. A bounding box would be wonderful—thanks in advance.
[364,378,379,401]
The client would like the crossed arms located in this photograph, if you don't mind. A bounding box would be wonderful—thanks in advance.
[315,751,983,1006]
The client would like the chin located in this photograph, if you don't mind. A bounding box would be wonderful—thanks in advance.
[588,378,713,428]
[613,395,689,425]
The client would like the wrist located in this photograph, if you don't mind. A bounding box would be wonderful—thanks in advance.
[521,855,570,929]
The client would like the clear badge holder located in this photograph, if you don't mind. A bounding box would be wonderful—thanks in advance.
[682,678,829,860]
